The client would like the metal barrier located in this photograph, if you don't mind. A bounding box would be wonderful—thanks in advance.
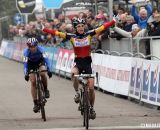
[120,52,133,57]
[144,55,160,60]
[94,49,160,60]
[109,51,120,56]
[104,50,110,55]
[133,53,145,58]
[95,49,105,54]
[101,36,160,60]
[11,36,160,60]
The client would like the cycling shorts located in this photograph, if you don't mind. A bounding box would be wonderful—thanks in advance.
[74,56,92,74]
[28,58,45,72]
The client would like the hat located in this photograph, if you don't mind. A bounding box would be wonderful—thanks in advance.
[132,24,139,30]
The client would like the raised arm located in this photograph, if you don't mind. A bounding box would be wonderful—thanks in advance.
[113,26,132,38]
[43,28,67,39]
[95,20,115,34]
[131,5,139,23]
[145,3,152,17]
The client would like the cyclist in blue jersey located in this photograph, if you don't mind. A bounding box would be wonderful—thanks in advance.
[23,37,52,113]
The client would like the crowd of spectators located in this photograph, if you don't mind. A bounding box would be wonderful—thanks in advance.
[8,0,160,54]
[8,8,110,50]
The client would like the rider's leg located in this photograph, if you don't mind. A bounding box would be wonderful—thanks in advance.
[40,65,50,98]
[88,78,96,119]
[29,73,39,112]
[71,67,80,103]
[71,67,79,92]
[40,66,48,90]
[88,78,95,107]
[29,73,37,101]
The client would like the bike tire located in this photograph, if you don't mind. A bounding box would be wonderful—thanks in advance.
[80,89,84,116]
[40,103,46,121]
[38,82,46,121]
[82,91,85,126]
[83,87,89,129]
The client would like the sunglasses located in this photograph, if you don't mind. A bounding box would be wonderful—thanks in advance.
[29,46,36,48]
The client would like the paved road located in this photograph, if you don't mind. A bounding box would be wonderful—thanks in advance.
[0,56,160,130]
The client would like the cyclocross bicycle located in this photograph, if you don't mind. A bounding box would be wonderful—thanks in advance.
[30,69,48,121]
[74,72,98,129]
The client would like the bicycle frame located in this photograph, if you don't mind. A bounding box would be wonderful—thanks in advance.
[30,69,47,121]
[74,72,98,129]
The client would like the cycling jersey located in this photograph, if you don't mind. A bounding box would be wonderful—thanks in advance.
[23,46,50,75]
[43,20,115,58]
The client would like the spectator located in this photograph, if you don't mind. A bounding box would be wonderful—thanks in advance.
[86,9,94,18]
[86,15,95,30]
[78,12,87,19]
[131,0,152,29]
[124,15,135,32]
[113,24,147,38]
[148,8,159,23]
[116,13,127,29]
[147,13,160,36]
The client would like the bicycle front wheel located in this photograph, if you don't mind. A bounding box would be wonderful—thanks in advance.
[38,82,46,121]
[83,87,89,129]
[80,89,84,116]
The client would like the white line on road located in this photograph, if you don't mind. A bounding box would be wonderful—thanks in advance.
[27,126,160,130]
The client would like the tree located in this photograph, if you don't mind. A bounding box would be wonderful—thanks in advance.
[0,0,17,18]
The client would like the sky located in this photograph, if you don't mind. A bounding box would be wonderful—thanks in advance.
[35,0,73,9]
[36,0,73,4]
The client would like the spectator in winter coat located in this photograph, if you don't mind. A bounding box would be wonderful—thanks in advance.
[147,13,160,36]
[131,0,152,29]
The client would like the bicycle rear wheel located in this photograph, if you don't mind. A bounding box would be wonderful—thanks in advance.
[38,82,46,121]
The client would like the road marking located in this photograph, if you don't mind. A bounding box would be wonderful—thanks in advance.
[28,126,160,130]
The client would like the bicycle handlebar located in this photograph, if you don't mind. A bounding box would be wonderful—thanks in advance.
[74,72,99,84]
[74,73,96,78]
[29,69,48,74]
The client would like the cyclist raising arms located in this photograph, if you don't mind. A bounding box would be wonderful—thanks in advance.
[43,18,115,119]
[23,37,52,113]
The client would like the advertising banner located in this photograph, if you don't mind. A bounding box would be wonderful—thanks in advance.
[129,58,143,99]
[65,51,74,78]
[0,40,9,56]
[13,43,24,62]
[141,61,151,102]
[55,48,63,74]
[60,50,70,73]
[43,46,55,72]
[98,55,117,93]
[141,60,160,106]
[157,68,160,103]
[3,41,16,59]
[92,53,103,87]
[115,56,131,96]
[55,48,73,76]
[51,48,58,73]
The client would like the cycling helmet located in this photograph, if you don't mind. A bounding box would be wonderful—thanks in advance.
[26,37,38,47]
[72,18,86,28]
